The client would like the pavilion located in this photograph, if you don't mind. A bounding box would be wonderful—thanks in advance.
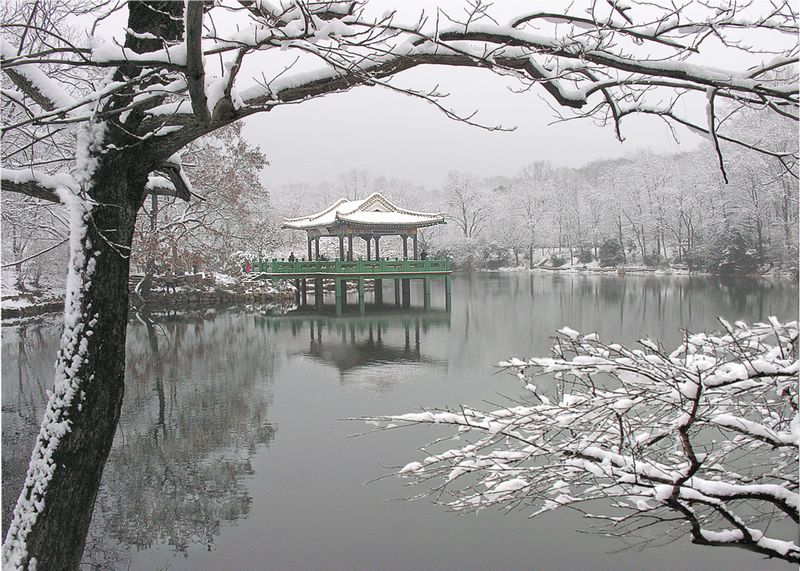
[282,193,445,260]
[252,193,451,314]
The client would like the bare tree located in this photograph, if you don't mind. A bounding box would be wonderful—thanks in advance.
[444,171,490,238]
[1,1,797,568]
[1,195,68,292]
[337,168,374,201]
[373,320,799,563]
[514,161,552,267]
[131,121,273,286]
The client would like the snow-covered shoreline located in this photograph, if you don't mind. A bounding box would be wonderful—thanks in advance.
[480,265,798,279]
[2,273,295,322]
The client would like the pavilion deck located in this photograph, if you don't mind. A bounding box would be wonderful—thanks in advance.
[251,258,451,277]
[250,258,452,315]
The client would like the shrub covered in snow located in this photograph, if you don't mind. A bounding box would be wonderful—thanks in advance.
[576,248,594,264]
[432,237,511,270]
[598,238,625,267]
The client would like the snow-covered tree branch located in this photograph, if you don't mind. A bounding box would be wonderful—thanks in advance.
[368,319,799,563]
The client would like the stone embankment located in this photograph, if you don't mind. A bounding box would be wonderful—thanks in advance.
[2,273,293,320]
[1,299,64,320]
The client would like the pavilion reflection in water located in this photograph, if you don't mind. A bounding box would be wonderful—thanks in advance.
[255,306,450,383]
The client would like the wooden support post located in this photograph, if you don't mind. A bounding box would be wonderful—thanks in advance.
[315,277,323,308]
[365,236,371,260]
[294,279,301,306]
[394,278,400,306]
[335,278,343,316]
[307,236,312,260]
[413,234,418,260]
[374,236,380,260]
[445,275,452,312]
[402,278,410,308]
[358,277,365,314]
[301,278,307,306]
[348,235,353,261]
[314,237,320,260]
[402,235,408,259]
[423,277,431,311]
[339,235,345,260]
[375,278,383,306]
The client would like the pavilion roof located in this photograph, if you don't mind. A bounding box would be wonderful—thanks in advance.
[282,193,445,232]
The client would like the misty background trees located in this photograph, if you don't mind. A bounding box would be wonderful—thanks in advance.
[273,119,798,274]
[7,114,797,299]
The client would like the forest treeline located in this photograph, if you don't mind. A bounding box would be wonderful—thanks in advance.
[3,112,797,296]
[274,111,797,275]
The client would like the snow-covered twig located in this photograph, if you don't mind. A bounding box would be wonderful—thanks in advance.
[366,319,799,563]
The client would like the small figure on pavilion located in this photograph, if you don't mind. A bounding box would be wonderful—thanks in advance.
[165,266,177,293]
[420,250,428,260]
[288,252,296,262]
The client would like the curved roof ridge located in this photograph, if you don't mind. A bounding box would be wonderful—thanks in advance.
[351,192,443,218]
[282,193,445,230]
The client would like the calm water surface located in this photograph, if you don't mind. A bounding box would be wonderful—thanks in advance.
[2,273,797,570]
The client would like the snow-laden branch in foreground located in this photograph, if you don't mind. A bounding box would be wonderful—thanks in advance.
[364,319,799,563]
[1,168,78,203]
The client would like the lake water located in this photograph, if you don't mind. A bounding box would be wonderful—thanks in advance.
[2,273,797,570]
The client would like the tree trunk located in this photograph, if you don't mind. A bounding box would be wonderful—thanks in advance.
[142,192,159,296]
[756,219,764,264]
[12,227,25,292]
[3,162,143,570]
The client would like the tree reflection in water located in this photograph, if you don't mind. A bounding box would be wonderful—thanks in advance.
[2,309,278,568]
[1,319,62,535]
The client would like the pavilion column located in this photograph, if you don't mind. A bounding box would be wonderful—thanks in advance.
[347,235,353,261]
[314,237,320,260]
[307,236,312,260]
[339,235,345,260]
[413,234,418,260]
[402,231,411,306]
[374,236,382,305]
[365,236,371,260]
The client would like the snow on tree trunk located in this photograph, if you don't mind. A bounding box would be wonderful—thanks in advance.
[2,140,143,570]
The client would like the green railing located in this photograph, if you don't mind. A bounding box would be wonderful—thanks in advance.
[249,258,451,274]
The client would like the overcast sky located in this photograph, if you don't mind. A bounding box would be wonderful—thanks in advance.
[243,65,706,188]
[234,0,713,188]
